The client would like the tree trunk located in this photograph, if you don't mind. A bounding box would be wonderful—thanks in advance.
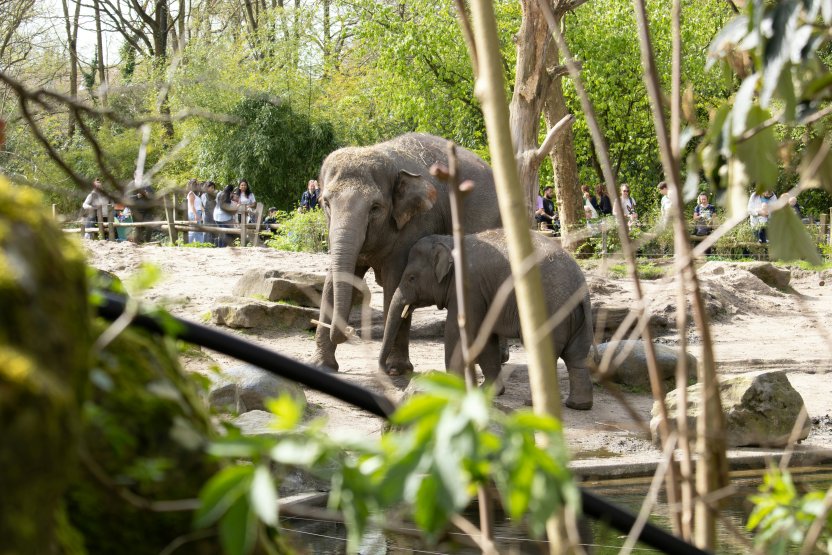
[61,0,81,136]
[543,39,582,249]
[322,0,331,75]
[510,0,553,221]
[94,0,107,106]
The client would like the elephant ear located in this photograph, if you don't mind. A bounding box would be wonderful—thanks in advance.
[392,170,438,230]
[432,242,453,283]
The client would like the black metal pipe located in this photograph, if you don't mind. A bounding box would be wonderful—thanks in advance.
[96,292,710,555]
[96,292,395,419]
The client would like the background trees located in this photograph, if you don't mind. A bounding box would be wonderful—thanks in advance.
[0,0,830,218]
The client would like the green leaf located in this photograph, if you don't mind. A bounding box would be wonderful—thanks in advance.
[412,371,467,396]
[264,394,304,431]
[734,106,779,190]
[391,394,447,425]
[250,465,278,526]
[413,471,449,539]
[706,15,749,70]
[269,437,323,466]
[768,207,823,265]
[219,495,258,555]
[761,2,801,106]
[731,73,761,137]
[800,137,832,192]
[194,465,254,528]
[207,436,270,458]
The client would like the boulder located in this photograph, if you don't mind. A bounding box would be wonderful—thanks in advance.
[209,364,306,414]
[232,268,366,308]
[594,340,697,390]
[212,296,319,330]
[233,269,325,307]
[652,371,811,447]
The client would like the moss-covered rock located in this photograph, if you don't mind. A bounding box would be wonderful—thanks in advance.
[652,371,811,447]
[65,324,221,555]
[0,177,90,554]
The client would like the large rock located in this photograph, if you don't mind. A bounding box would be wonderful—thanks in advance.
[232,268,367,308]
[233,269,326,307]
[212,296,319,330]
[209,363,306,414]
[594,340,697,390]
[652,371,811,447]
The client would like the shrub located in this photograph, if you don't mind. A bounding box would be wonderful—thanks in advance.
[265,208,328,253]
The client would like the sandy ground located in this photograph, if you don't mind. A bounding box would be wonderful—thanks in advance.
[82,240,832,474]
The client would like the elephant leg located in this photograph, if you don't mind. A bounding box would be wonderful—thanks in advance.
[479,335,505,395]
[499,336,510,364]
[381,264,414,375]
[310,271,339,371]
[444,317,464,377]
[561,339,594,411]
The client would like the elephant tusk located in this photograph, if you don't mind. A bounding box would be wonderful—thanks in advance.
[401,304,411,319]
[310,319,357,341]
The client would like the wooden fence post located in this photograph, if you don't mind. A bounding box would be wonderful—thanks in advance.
[821,214,828,247]
[164,196,176,244]
[52,204,57,219]
[107,205,116,241]
[96,207,105,240]
[252,203,264,247]
[239,206,247,247]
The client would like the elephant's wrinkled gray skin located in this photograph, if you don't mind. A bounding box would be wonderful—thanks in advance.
[378,229,594,410]
[310,134,502,374]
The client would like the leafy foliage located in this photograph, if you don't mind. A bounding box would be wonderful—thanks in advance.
[747,466,832,555]
[196,374,578,554]
[194,95,339,211]
[695,0,832,262]
[265,207,328,252]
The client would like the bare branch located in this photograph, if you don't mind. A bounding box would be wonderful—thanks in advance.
[534,113,574,161]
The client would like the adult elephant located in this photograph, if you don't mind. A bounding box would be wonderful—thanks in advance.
[311,133,502,374]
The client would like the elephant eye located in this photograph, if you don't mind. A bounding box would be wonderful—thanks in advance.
[370,203,383,215]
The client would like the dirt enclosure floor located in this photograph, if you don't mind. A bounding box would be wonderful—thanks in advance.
[82,240,832,477]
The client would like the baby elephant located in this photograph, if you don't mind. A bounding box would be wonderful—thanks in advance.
[378,229,594,410]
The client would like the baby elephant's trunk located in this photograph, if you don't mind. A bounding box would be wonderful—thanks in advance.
[378,289,410,372]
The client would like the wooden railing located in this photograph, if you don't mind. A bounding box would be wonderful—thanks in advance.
[65,198,271,247]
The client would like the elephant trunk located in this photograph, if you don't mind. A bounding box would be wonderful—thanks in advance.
[329,229,364,345]
[379,289,410,370]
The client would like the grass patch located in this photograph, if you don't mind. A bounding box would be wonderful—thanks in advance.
[608,261,667,280]
[774,259,832,271]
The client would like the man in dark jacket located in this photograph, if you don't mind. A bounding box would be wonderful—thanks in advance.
[299,180,319,212]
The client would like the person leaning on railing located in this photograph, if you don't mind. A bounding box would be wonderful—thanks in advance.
[692,192,716,236]
[213,184,238,248]
[82,177,109,239]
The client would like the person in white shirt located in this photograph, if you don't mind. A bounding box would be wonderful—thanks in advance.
[82,177,109,239]
[747,190,776,243]
[658,181,671,221]
[236,179,256,223]
[615,184,638,228]
[186,179,205,243]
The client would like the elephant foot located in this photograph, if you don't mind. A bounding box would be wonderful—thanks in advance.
[565,366,593,410]
[499,338,510,364]
[383,356,413,377]
[482,375,505,396]
[308,349,339,373]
